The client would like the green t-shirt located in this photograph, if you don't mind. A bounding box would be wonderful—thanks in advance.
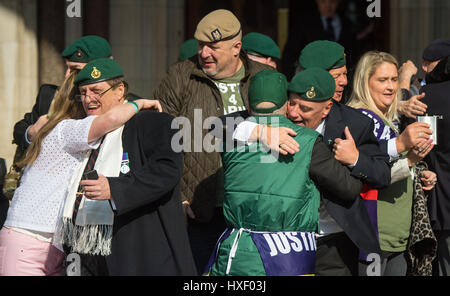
[211,64,246,207]
[378,172,413,252]
[212,64,246,115]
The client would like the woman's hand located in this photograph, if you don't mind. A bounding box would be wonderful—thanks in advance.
[421,170,437,191]
[406,138,434,167]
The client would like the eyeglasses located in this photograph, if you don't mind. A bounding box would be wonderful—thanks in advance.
[75,84,118,102]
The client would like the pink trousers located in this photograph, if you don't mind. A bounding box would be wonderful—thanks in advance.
[0,227,65,276]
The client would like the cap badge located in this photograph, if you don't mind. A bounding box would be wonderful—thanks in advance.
[306,86,316,99]
[211,29,222,42]
[76,49,83,59]
[91,67,101,79]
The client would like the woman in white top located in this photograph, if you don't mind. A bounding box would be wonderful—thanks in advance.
[0,70,161,276]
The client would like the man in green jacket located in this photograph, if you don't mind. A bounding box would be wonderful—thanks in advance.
[207,68,364,276]
[153,9,272,274]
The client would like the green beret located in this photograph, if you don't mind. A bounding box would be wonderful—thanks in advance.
[194,9,241,43]
[288,67,335,102]
[299,40,346,70]
[249,69,288,113]
[243,32,281,59]
[74,58,123,86]
[178,39,198,61]
[62,35,112,63]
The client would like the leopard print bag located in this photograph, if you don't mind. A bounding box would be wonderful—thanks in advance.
[406,161,437,276]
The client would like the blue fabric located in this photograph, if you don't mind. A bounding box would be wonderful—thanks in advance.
[250,231,316,276]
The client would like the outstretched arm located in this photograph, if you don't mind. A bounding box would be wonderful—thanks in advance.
[88,99,162,142]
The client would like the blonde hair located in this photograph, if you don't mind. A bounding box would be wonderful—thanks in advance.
[347,51,401,132]
[18,70,85,167]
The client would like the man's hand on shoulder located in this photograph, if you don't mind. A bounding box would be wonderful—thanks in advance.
[258,125,299,155]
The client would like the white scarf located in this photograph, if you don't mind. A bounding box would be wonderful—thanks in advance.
[57,125,124,256]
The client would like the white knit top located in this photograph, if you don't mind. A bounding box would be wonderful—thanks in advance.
[4,116,99,234]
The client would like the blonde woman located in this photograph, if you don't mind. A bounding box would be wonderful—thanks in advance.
[338,51,437,275]
[0,70,161,276]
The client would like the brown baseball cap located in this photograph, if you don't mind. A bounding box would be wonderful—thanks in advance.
[194,9,241,43]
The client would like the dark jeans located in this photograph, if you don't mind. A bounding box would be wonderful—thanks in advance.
[187,207,227,275]
[315,232,359,276]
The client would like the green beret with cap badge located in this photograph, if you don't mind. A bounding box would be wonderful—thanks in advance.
[74,58,123,86]
[243,32,281,59]
[288,67,335,102]
[194,9,241,43]
[249,69,288,113]
[299,40,346,70]
[62,35,112,63]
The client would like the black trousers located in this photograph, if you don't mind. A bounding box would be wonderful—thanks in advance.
[187,207,227,275]
[315,232,359,276]
[63,245,109,276]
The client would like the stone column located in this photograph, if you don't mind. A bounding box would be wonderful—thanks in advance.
[0,1,38,167]
[390,0,450,69]
[109,0,184,98]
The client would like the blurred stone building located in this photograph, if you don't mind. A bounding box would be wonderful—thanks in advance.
[0,0,449,167]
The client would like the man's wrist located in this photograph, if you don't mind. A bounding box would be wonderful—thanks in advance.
[347,152,359,168]
[395,137,406,154]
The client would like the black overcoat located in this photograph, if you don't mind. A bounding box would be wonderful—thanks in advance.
[420,57,450,231]
[321,101,391,255]
[106,110,197,275]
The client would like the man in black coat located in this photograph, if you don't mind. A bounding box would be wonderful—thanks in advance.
[290,41,433,276]
[281,0,356,81]
[63,58,196,276]
[420,40,450,275]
